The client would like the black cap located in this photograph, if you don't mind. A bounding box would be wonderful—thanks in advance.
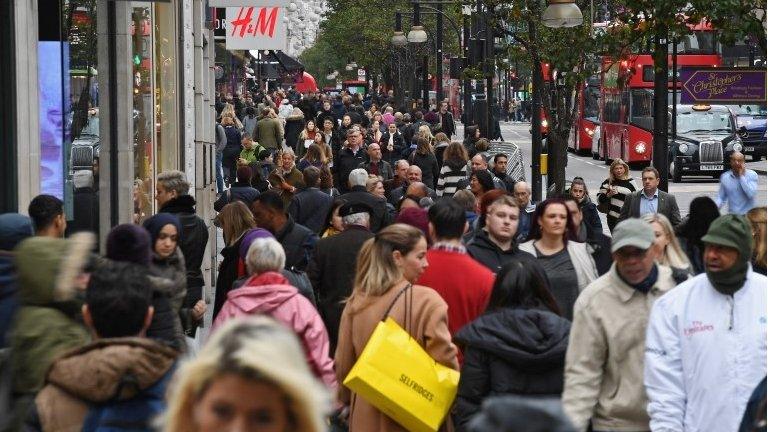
[339,202,374,217]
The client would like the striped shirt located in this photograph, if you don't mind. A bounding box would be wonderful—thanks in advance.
[597,178,637,221]
[436,162,469,197]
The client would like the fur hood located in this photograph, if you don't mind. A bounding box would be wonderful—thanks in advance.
[15,232,95,308]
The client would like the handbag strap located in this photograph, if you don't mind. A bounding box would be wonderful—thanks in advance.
[381,284,413,332]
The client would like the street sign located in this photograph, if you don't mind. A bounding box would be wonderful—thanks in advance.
[680,68,767,104]
[225,6,287,50]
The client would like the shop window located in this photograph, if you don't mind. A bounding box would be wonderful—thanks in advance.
[155,2,179,174]
[132,6,154,224]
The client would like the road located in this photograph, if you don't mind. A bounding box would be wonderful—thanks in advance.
[457,120,767,218]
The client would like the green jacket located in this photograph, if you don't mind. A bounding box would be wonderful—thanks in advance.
[239,144,266,165]
[10,233,95,395]
[256,117,284,150]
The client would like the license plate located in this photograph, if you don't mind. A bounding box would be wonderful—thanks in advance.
[745,146,755,152]
[701,165,723,171]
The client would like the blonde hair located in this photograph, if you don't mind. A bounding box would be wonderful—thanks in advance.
[217,201,256,245]
[609,158,631,182]
[417,124,434,145]
[366,175,384,193]
[747,207,767,269]
[642,213,691,270]
[351,224,424,300]
[219,103,243,129]
[162,316,330,432]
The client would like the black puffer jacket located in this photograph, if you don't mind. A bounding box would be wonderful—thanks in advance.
[147,249,187,351]
[453,308,571,430]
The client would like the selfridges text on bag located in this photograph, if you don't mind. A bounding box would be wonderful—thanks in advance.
[343,285,460,432]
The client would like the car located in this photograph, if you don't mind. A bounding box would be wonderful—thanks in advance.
[667,104,743,183]
[733,104,766,161]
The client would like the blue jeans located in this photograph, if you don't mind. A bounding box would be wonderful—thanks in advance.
[215,152,224,194]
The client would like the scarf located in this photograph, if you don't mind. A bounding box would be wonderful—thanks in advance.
[706,259,749,296]
[618,264,659,294]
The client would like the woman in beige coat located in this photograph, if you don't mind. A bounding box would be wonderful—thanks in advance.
[334,224,459,431]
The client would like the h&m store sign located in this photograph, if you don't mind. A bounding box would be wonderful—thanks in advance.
[214,7,287,51]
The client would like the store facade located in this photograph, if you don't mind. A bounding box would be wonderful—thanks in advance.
[4,0,218,286]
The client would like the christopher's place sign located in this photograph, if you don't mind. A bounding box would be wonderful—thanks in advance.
[680,68,766,104]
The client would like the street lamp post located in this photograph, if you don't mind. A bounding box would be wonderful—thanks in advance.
[528,0,583,200]
[462,5,472,135]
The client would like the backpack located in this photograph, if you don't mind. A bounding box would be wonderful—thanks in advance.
[81,365,175,432]
[282,267,317,306]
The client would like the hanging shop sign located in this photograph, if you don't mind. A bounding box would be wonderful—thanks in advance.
[225,6,287,50]
[210,0,287,6]
[680,68,767,104]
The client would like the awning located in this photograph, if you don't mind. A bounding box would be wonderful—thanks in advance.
[249,50,304,73]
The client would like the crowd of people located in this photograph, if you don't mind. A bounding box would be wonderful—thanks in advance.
[0,87,765,432]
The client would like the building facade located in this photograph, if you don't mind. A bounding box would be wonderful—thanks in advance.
[1,0,219,290]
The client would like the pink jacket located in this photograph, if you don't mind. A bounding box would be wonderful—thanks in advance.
[212,272,338,391]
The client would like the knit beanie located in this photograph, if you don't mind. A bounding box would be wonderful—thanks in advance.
[701,214,753,295]
[143,213,183,247]
[396,207,429,238]
[106,224,152,266]
[239,228,276,260]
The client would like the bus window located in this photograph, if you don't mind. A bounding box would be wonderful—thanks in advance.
[670,31,717,55]
[630,89,654,131]
[603,93,621,123]
[584,85,600,121]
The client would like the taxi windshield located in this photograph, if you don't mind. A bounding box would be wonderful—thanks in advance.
[676,110,733,134]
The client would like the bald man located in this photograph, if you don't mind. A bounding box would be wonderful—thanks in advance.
[467,153,506,191]
[717,152,758,215]
[388,166,437,206]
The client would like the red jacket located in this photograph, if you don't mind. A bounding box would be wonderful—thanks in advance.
[417,248,495,339]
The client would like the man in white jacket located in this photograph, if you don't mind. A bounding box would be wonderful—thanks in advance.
[645,214,767,432]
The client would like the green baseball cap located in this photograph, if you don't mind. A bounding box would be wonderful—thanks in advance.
[611,218,655,253]
[701,214,753,259]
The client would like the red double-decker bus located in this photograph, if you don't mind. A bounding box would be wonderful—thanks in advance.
[569,75,600,154]
[597,23,722,164]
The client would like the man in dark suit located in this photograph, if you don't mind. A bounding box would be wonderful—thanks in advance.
[306,202,375,351]
[340,168,393,232]
[288,166,333,234]
[437,101,456,138]
[619,167,681,226]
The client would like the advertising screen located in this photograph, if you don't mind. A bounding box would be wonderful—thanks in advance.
[38,41,70,199]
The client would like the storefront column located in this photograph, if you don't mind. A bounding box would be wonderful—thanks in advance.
[13,0,40,212]
[97,0,134,246]
[193,0,218,302]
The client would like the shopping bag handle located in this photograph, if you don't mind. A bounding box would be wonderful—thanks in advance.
[381,284,413,334]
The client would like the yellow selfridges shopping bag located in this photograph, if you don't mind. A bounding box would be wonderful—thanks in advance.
[343,316,460,432]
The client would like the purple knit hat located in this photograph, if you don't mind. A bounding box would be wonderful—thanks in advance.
[381,112,395,126]
[396,207,429,237]
[106,223,152,266]
[239,228,275,260]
